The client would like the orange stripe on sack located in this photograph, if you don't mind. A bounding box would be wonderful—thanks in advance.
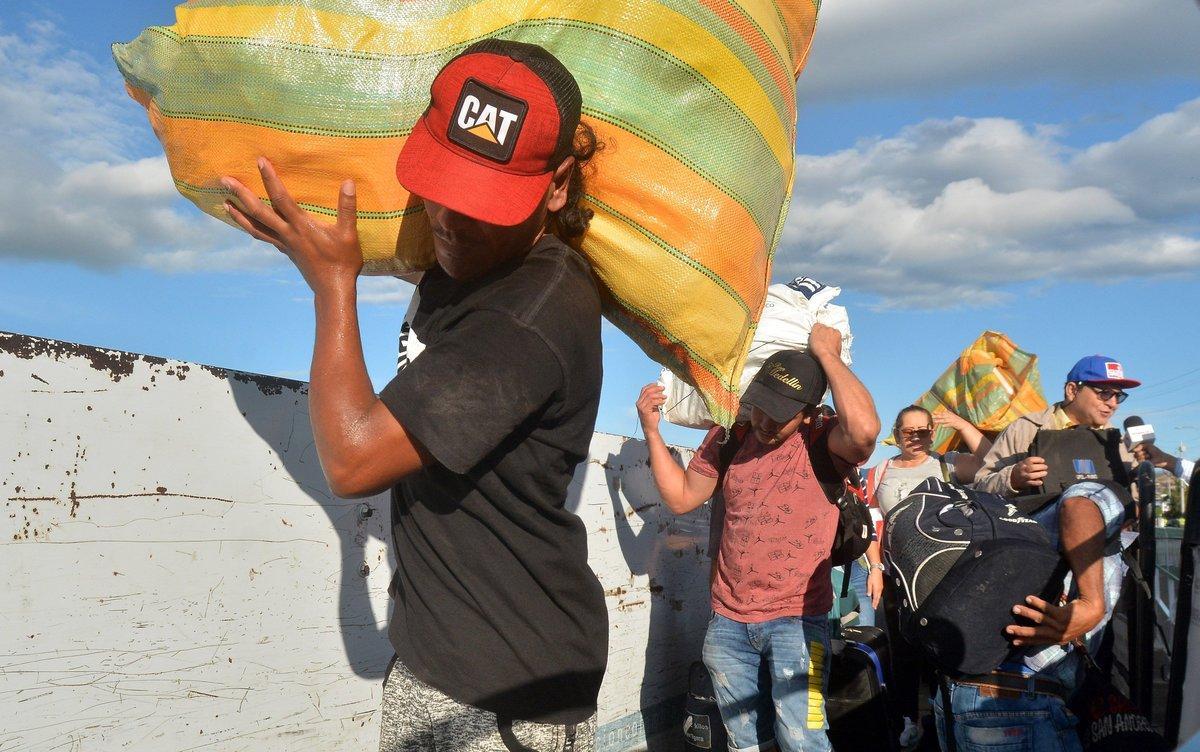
[698,0,795,123]
[147,113,411,217]
[775,0,819,76]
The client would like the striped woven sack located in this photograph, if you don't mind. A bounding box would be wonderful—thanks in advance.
[895,331,1049,453]
[113,0,819,427]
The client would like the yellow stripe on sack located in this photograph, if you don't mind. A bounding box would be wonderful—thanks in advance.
[585,210,755,382]
[584,122,769,304]
[807,640,825,729]
[172,2,794,173]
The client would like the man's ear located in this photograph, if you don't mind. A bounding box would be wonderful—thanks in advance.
[545,156,575,213]
[1064,381,1078,403]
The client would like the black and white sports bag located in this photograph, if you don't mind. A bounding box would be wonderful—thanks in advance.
[883,477,1064,676]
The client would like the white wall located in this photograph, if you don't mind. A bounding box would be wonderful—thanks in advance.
[0,332,711,751]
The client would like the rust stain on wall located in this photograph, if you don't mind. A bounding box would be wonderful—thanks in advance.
[200,365,306,397]
[0,331,165,382]
[0,331,307,397]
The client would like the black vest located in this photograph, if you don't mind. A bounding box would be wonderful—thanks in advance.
[1020,425,1132,512]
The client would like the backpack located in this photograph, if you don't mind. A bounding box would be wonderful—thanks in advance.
[883,477,1064,676]
[714,417,872,568]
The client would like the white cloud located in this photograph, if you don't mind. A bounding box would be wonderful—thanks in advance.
[0,22,279,271]
[287,276,415,307]
[1073,99,1200,221]
[792,117,1068,204]
[798,0,1200,103]
[357,276,415,306]
[779,99,1200,308]
[0,23,130,163]
[142,243,290,274]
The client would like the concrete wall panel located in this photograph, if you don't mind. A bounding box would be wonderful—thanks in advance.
[0,332,711,751]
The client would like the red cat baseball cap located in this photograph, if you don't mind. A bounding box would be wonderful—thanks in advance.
[396,39,581,227]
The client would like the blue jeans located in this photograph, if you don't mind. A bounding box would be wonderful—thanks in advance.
[933,680,1082,752]
[847,562,875,627]
[702,613,832,752]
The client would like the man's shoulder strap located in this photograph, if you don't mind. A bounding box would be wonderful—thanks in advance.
[808,418,861,504]
[716,423,749,484]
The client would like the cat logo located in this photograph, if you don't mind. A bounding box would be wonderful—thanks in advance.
[447,78,528,164]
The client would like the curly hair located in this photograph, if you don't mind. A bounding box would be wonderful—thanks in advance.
[548,121,602,241]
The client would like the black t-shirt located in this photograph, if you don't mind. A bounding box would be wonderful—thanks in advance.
[379,235,607,725]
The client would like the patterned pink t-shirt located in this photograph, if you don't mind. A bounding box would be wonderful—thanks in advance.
[688,417,846,622]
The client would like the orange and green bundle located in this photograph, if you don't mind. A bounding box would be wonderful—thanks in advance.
[901,331,1049,454]
[113,0,820,427]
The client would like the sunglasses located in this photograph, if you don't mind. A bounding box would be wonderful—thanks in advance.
[898,427,933,438]
[1078,382,1129,404]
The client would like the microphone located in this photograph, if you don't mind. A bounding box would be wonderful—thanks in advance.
[1122,415,1155,449]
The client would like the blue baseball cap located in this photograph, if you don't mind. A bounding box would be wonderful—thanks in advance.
[1066,355,1141,388]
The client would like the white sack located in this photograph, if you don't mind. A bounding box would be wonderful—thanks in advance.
[659,277,854,429]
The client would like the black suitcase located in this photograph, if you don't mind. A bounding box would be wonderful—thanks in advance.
[684,661,729,751]
[827,625,901,752]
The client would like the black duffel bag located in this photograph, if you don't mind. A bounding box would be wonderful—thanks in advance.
[883,477,1064,676]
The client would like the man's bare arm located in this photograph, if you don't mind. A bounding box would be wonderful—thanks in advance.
[309,286,432,498]
[807,324,879,465]
[973,424,1028,495]
[1006,496,1107,646]
[635,384,719,514]
[223,159,431,498]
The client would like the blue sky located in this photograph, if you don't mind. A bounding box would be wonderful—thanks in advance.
[1,1,1198,464]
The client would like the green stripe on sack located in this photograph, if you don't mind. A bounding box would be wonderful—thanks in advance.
[114,28,449,134]
[116,19,790,239]
[487,20,791,238]
[652,0,794,128]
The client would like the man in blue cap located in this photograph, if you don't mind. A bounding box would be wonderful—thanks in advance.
[936,356,1142,751]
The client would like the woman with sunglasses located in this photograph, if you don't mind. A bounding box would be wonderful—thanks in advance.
[868,406,991,516]
[858,405,992,749]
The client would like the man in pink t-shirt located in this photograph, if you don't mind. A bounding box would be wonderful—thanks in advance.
[636,324,879,752]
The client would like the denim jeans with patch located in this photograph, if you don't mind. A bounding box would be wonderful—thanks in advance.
[933,678,1082,752]
[702,613,832,752]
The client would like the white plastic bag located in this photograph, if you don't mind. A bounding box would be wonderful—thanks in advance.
[660,277,854,429]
